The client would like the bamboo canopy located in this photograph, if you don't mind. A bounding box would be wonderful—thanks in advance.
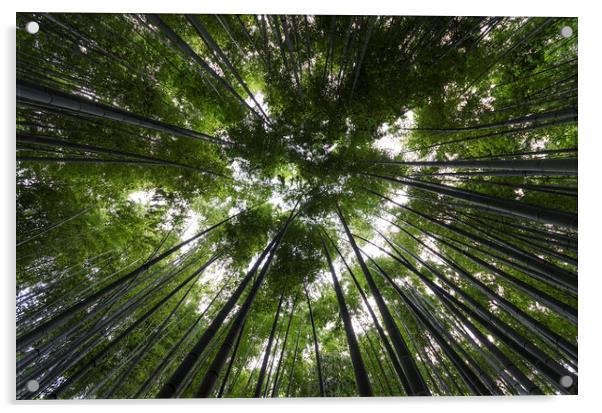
[16,13,577,399]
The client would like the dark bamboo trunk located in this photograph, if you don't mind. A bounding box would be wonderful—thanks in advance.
[361,329,395,395]
[336,206,430,396]
[406,106,575,134]
[396,217,579,370]
[216,321,246,398]
[372,158,577,173]
[324,231,410,393]
[368,189,577,293]
[17,212,237,351]
[367,258,494,395]
[155,224,284,398]
[374,232,544,394]
[368,173,577,229]
[349,17,375,101]
[133,277,231,398]
[146,15,263,123]
[192,206,299,398]
[104,273,201,398]
[321,234,373,396]
[305,282,325,397]
[285,323,302,397]
[16,79,224,145]
[185,15,271,123]
[254,285,287,397]
[49,255,219,398]
[271,296,298,397]
[15,140,225,177]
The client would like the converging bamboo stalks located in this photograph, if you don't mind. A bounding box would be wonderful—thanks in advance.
[16,13,577,399]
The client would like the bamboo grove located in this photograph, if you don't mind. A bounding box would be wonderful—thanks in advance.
[15,13,577,398]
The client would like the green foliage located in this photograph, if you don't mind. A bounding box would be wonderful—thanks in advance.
[16,13,577,399]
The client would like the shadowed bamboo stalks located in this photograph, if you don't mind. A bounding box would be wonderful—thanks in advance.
[368,158,577,174]
[17,211,241,351]
[16,133,229,178]
[16,79,227,145]
[304,281,325,397]
[194,205,299,397]
[254,284,287,397]
[336,205,430,396]
[320,233,373,396]
[15,13,578,398]
[366,174,577,229]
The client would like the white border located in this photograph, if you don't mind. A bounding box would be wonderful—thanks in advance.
[2,1,600,412]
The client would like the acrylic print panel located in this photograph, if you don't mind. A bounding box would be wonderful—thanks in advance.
[15,13,577,399]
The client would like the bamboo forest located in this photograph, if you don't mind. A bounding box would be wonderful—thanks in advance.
[15,13,578,399]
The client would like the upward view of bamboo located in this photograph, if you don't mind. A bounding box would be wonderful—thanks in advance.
[15,13,577,400]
